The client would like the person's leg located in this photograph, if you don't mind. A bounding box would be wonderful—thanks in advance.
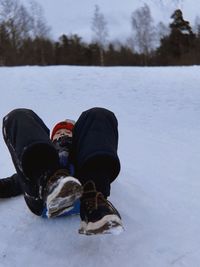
[71,107,120,197]
[71,107,123,235]
[3,108,59,215]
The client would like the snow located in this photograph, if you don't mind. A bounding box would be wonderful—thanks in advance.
[0,65,200,266]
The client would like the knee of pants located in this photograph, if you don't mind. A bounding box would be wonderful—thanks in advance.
[2,108,40,142]
[83,107,113,116]
[3,108,35,124]
[82,107,118,124]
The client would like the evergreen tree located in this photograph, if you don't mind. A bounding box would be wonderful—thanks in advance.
[157,9,195,65]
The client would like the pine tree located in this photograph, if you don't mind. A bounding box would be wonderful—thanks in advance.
[156,9,195,65]
[170,9,193,35]
[170,9,194,61]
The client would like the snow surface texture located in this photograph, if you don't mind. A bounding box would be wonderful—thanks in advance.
[0,66,200,267]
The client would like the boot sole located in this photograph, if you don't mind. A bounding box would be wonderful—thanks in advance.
[46,177,83,218]
[79,214,124,235]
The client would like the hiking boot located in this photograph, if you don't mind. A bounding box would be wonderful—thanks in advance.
[44,169,83,218]
[79,181,124,235]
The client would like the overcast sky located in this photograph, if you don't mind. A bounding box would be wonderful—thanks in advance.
[29,0,200,42]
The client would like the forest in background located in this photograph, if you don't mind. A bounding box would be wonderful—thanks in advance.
[0,0,200,66]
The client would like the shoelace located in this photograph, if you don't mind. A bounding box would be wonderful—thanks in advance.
[83,191,121,219]
[84,192,105,212]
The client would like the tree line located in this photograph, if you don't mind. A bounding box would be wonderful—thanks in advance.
[0,0,200,66]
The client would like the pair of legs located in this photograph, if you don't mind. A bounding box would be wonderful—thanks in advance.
[3,107,120,216]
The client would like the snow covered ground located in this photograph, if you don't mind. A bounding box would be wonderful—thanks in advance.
[0,65,200,267]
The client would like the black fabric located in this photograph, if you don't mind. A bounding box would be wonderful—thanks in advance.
[0,174,22,198]
[2,107,120,216]
[71,107,120,194]
[74,156,113,197]
[2,108,59,215]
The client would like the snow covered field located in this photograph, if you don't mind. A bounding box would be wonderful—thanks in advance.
[0,65,200,267]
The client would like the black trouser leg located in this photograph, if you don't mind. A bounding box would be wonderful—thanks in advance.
[71,107,120,197]
[3,108,59,215]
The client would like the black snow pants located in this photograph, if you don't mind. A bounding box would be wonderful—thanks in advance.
[3,107,120,215]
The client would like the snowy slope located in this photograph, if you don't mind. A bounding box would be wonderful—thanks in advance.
[1,65,200,267]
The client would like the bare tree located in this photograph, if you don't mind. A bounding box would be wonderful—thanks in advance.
[17,4,33,40]
[0,0,51,65]
[28,0,51,39]
[131,4,155,60]
[0,0,32,48]
[91,5,108,65]
[0,0,50,41]
[194,16,200,37]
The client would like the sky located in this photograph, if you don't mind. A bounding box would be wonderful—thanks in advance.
[24,0,200,42]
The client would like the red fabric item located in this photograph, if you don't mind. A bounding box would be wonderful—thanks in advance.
[51,120,75,140]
